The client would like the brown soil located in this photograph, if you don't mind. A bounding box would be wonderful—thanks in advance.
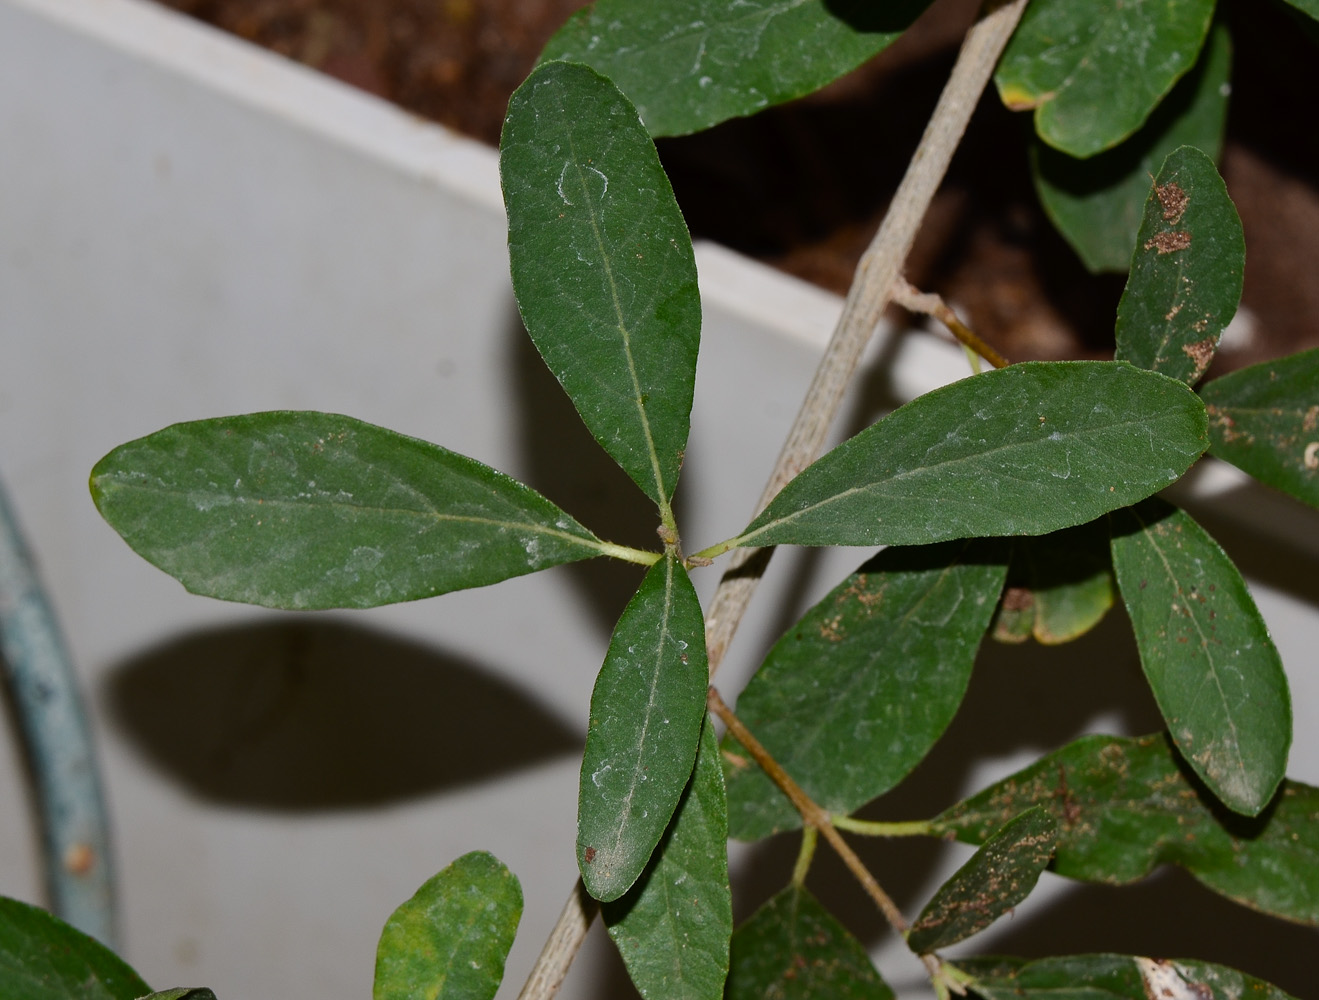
[156,0,1319,373]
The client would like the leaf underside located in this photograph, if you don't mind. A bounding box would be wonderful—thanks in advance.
[738,362,1207,549]
[502,61,700,509]
[603,718,731,1000]
[1032,23,1231,273]
[1110,499,1290,815]
[996,0,1216,157]
[373,851,522,1000]
[1200,347,1319,510]
[1114,145,1245,386]
[991,519,1114,645]
[579,555,709,902]
[936,733,1319,927]
[724,541,1006,841]
[90,411,603,609]
[540,0,934,137]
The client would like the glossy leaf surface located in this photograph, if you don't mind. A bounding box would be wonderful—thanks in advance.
[726,886,893,1000]
[935,734,1319,926]
[991,521,1114,645]
[724,542,1006,840]
[540,0,932,137]
[996,0,1215,157]
[579,555,708,901]
[502,61,699,507]
[961,953,1297,1000]
[736,362,1207,550]
[907,808,1057,954]
[1111,500,1290,815]
[91,412,604,609]
[603,719,731,1000]
[0,896,150,1000]
[1033,23,1230,273]
[1201,348,1319,510]
[1115,146,1244,386]
[374,852,522,1000]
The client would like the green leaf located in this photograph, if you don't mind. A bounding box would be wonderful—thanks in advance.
[501,61,699,509]
[603,718,731,1000]
[138,992,217,1000]
[991,520,1114,645]
[1114,146,1245,386]
[935,734,1319,927]
[90,412,605,610]
[539,1,933,138]
[1032,22,1230,273]
[907,808,1057,954]
[578,554,709,901]
[726,886,893,1000]
[0,896,150,1000]
[1110,500,1290,815]
[1278,0,1319,22]
[996,0,1215,157]
[1200,348,1319,510]
[960,953,1298,1000]
[373,851,522,1000]
[734,362,1207,550]
[724,541,1006,841]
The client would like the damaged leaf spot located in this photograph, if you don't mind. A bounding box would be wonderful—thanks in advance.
[1145,230,1192,254]
[1304,442,1319,471]
[1135,957,1213,1000]
[1180,338,1216,383]
[1155,181,1189,225]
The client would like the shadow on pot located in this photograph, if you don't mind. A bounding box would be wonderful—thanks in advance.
[103,619,579,811]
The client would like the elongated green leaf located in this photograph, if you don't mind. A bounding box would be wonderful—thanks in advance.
[724,541,1006,841]
[934,734,1319,926]
[1201,348,1319,510]
[726,886,893,1000]
[1033,23,1230,273]
[579,554,708,901]
[1110,500,1290,815]
[1279,0,1319,21]
[734,362,1207,550]
[373,851,522,1000]
[991,520,1114,645]
[997,0,1215,157]
[907,808,1057,954]
[960,953,1298,1000]
[540,1,932,138]
[502,61,699,508]
[0,896,150,1000]
[1115,146,1244,386]
[603,719,730,1000]
[90,412,605,610]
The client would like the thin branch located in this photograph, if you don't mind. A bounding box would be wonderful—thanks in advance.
[891,278,1010,370]
[516,3,1030,997]
[515,880,600,1000]
[705,0,1029,676]
[707,686,909,936]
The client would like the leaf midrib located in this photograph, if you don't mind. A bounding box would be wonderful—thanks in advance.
[743,402,1193,544]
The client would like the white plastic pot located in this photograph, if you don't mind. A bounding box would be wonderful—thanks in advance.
[2,0,1317,996]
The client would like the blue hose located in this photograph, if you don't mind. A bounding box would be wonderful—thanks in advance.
[0,478,117,947]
